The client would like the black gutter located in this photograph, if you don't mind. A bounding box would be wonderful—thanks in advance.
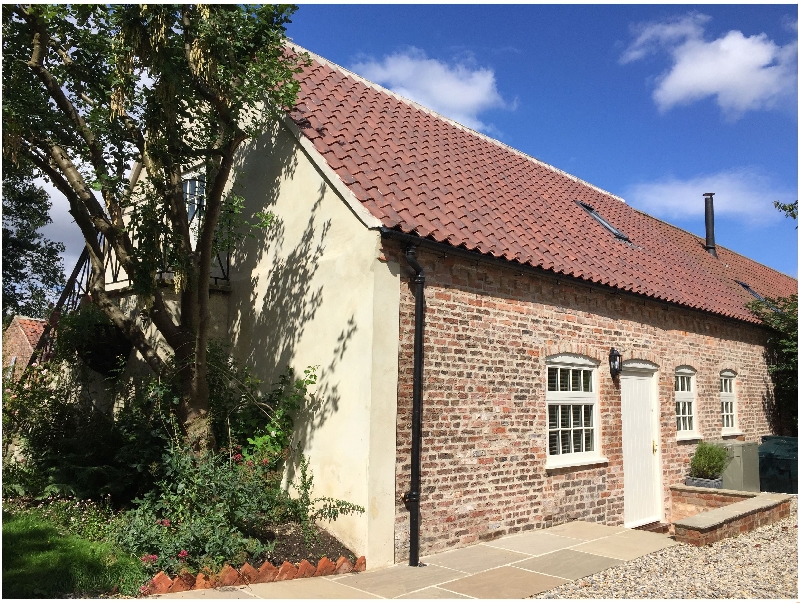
[402,243,426,567]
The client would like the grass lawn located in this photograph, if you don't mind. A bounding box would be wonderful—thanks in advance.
[2,509,149,598]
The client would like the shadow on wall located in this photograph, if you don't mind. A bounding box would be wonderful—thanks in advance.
[229,124,359,480]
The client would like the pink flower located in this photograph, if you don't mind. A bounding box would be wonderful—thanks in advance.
[246,460,254,467]
[233,453,243,462]
[178,550,189,559]
[262,458,269,465]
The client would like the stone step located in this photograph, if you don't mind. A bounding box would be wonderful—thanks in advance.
[634,521,671,534]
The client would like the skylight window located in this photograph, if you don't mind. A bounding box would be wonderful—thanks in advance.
[576,201,630,242]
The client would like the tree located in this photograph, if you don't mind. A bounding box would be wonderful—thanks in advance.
[747,294,798,435]
[2,161,65,325]
[2,5,308,449]
[746,198,799,435]
[774,200,798,223]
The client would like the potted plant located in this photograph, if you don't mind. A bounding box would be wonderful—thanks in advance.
[686,441,729,488]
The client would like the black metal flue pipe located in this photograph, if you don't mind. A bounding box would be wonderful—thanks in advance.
[704,192,717,258]
[404,243,425,567]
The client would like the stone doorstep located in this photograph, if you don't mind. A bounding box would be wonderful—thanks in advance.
[673,493,792,533]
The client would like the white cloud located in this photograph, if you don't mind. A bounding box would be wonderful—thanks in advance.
[621,14,710,64]
[625,168,795,226]
[621,14,797,117]
[350,48,506,132]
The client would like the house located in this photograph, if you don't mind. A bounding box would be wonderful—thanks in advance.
[2,316,47,380]
[111,45,797,569]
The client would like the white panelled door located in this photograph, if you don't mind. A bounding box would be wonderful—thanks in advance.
[620,364,661,527]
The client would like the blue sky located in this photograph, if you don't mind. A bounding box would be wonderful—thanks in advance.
[42,4,798,279]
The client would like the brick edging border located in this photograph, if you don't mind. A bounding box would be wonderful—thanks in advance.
[142,555,366,595]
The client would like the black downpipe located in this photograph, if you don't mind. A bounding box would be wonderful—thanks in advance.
[404,244,425,567]
[704,192,717,258]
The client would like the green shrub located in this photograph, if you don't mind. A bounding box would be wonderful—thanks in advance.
[2,362,178,503]
[689,441,729,479]
[112,444,362,575]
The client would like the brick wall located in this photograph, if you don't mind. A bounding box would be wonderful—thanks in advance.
[387,243,774,561]
[674,499,791,546]
[669,484,756,523]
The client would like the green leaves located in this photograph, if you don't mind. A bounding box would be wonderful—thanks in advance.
[1,161,65,322]
[689,441,729,480]
[747,294,798,435]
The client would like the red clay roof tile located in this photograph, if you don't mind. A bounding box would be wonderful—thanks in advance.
[289,49,797,323]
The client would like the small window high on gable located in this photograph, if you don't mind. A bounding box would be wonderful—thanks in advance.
[576,201,630,242]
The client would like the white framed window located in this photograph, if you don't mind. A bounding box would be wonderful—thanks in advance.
[720,370,738,434]
[545,354,605,469]
[674,366,701,440]
[182,176,206,225]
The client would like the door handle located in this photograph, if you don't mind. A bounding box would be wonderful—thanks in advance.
[652,440,658,454]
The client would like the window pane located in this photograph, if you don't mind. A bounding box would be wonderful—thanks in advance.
[572,370,581,392]
[583,405,593,427]
[560,406,571,428]
[675,401,680,415]
[560,369,570,391]
[572,405,582,427]
[686,401,692,416]
[676,418,681,431]
[687,417,693,431]
[583,370,592,392]
[573,429,583,452]
[686,377,692,392]
[561,430,571,454]
[549,432,559,455]
[584,429,593,452]
[675,376,679,392]
[681,416,688,431]
[548,367,558,391]
[548,405,558,429]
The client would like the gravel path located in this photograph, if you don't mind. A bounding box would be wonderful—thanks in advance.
[535,496,798,599]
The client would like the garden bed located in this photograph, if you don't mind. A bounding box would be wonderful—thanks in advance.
[260,522,356,567]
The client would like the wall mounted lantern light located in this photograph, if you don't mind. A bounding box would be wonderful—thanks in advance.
[609,348,622,377]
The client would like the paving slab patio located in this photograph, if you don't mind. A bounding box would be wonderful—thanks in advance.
[512,549,624,580]
[152,519,678,599]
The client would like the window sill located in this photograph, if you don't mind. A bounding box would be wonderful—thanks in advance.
[545,456,608,471]
[721,430,743,437]
[676,432,703,442]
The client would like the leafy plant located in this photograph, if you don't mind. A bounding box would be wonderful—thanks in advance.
[2,357,180,503]
[111,444,361,575]
[689,441,729,479]
[292,455,365,548]
[747,294,798,436]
